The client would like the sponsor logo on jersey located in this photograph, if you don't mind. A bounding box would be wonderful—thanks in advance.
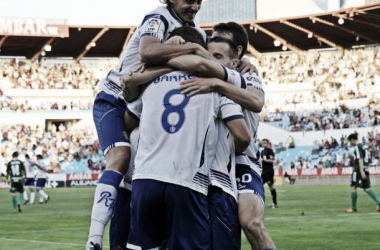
[145,18,161,32]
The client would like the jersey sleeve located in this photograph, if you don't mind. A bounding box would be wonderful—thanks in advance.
[243,72,264,92]
[221,66,247,89]
[217,96,244,122]
[127,96,143,120]
[356,144,365,159]
[269,148,275,159]
[139,13,169,42]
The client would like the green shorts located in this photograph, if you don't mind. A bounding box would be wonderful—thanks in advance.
[10,182,24,193]
[350,170,371,189]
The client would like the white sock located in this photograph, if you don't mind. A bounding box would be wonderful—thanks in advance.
[86,170,123,248]
[30,191,35,204]
[23,191,29,201]
[39,189,48,200]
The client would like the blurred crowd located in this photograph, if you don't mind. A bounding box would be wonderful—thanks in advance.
[263,99,380,132]
[0,98,93,112]
[0,122,105,175]
[271,130,380,169]
[0,59,113,90]
[256,46,380,105]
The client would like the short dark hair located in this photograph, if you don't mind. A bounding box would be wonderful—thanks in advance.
[160,0,172,7]
[207,37,239,60]
[262,139,269,143]
[25,154,30,159]
[36,154,43,160]
[12,152,19,158]
[348,133,358,141]
[168,26,205,48]
[213,22,248,59]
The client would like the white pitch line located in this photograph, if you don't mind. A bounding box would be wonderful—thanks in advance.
[264,212,380,221]
[3,227,88,235]
[0,237,110,249]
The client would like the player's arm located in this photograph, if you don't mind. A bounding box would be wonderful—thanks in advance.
[121,66,174,102]
[358,145,367,179]
[263,150,275,164]
[218,97,250,154]
[33,162,47,172]
[166,54,224,78]
[214,81,264,113]
[225,118,251,154]
[140,36,213,64]
[20,162,26,179]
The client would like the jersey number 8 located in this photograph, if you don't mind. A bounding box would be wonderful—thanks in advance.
[161,89,190,134]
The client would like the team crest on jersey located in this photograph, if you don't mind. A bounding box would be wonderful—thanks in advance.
[145,18,162,32]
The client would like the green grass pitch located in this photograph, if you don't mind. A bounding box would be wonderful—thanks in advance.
[0,185,379,250]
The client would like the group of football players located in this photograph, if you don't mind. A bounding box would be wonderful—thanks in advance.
[86,1,277,250]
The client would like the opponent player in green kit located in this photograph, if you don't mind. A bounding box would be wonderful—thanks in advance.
[6,152,26,213]
[345,133,380,213]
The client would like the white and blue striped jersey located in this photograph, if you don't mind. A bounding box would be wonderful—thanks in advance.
[208,69,249,201]
[128,70,243,195]
[210,120,238,200]
[24,159,35,178]
[36,160,47,179]
[98,5,206,98]
[235,72,264,175]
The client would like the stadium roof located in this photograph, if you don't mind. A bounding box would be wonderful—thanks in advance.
[1,3,379,60]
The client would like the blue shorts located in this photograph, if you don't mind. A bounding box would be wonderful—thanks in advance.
[93,92,130,155]
[128,179,210,250]
[236,164,265,204]
[25,178,35,187]
[208,186,241,250]
[36,178,46,188]
[109,188,131,250]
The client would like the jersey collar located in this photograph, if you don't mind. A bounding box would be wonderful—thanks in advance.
[167,7,196,27]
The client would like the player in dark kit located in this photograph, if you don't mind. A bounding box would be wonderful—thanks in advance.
[345,133,380,213]
[7,152,26,213]
[261,139,278,208]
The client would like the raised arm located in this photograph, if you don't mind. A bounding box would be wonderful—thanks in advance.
[140,36,213,64]
[121,66,174,102]
[166,54,225,79]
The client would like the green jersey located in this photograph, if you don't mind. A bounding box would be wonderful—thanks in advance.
[352,143,370,171]
[7,159,25,183]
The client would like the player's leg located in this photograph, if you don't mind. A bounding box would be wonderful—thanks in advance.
[165,183,211,250]
[208,186,240,250]
[23,189,29,204]
[346,171,358,212]
[10,184,18,212]
[36,178,49,203]
[127,179,165,250]
[109,188,131,250]
[17,183,25,210]
[30,186,36,204]
[361,173,380,211]
[237,164,277,250]
[267,169,277,208]
[87,92,131,249]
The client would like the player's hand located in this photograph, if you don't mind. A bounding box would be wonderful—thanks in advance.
[120,70,134,89]
[361,171,367,180]
[133,64,146,73]
[194,45,216,62]
[239,58,259,75]
[165,35,185,45]
[179,77,216,97]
